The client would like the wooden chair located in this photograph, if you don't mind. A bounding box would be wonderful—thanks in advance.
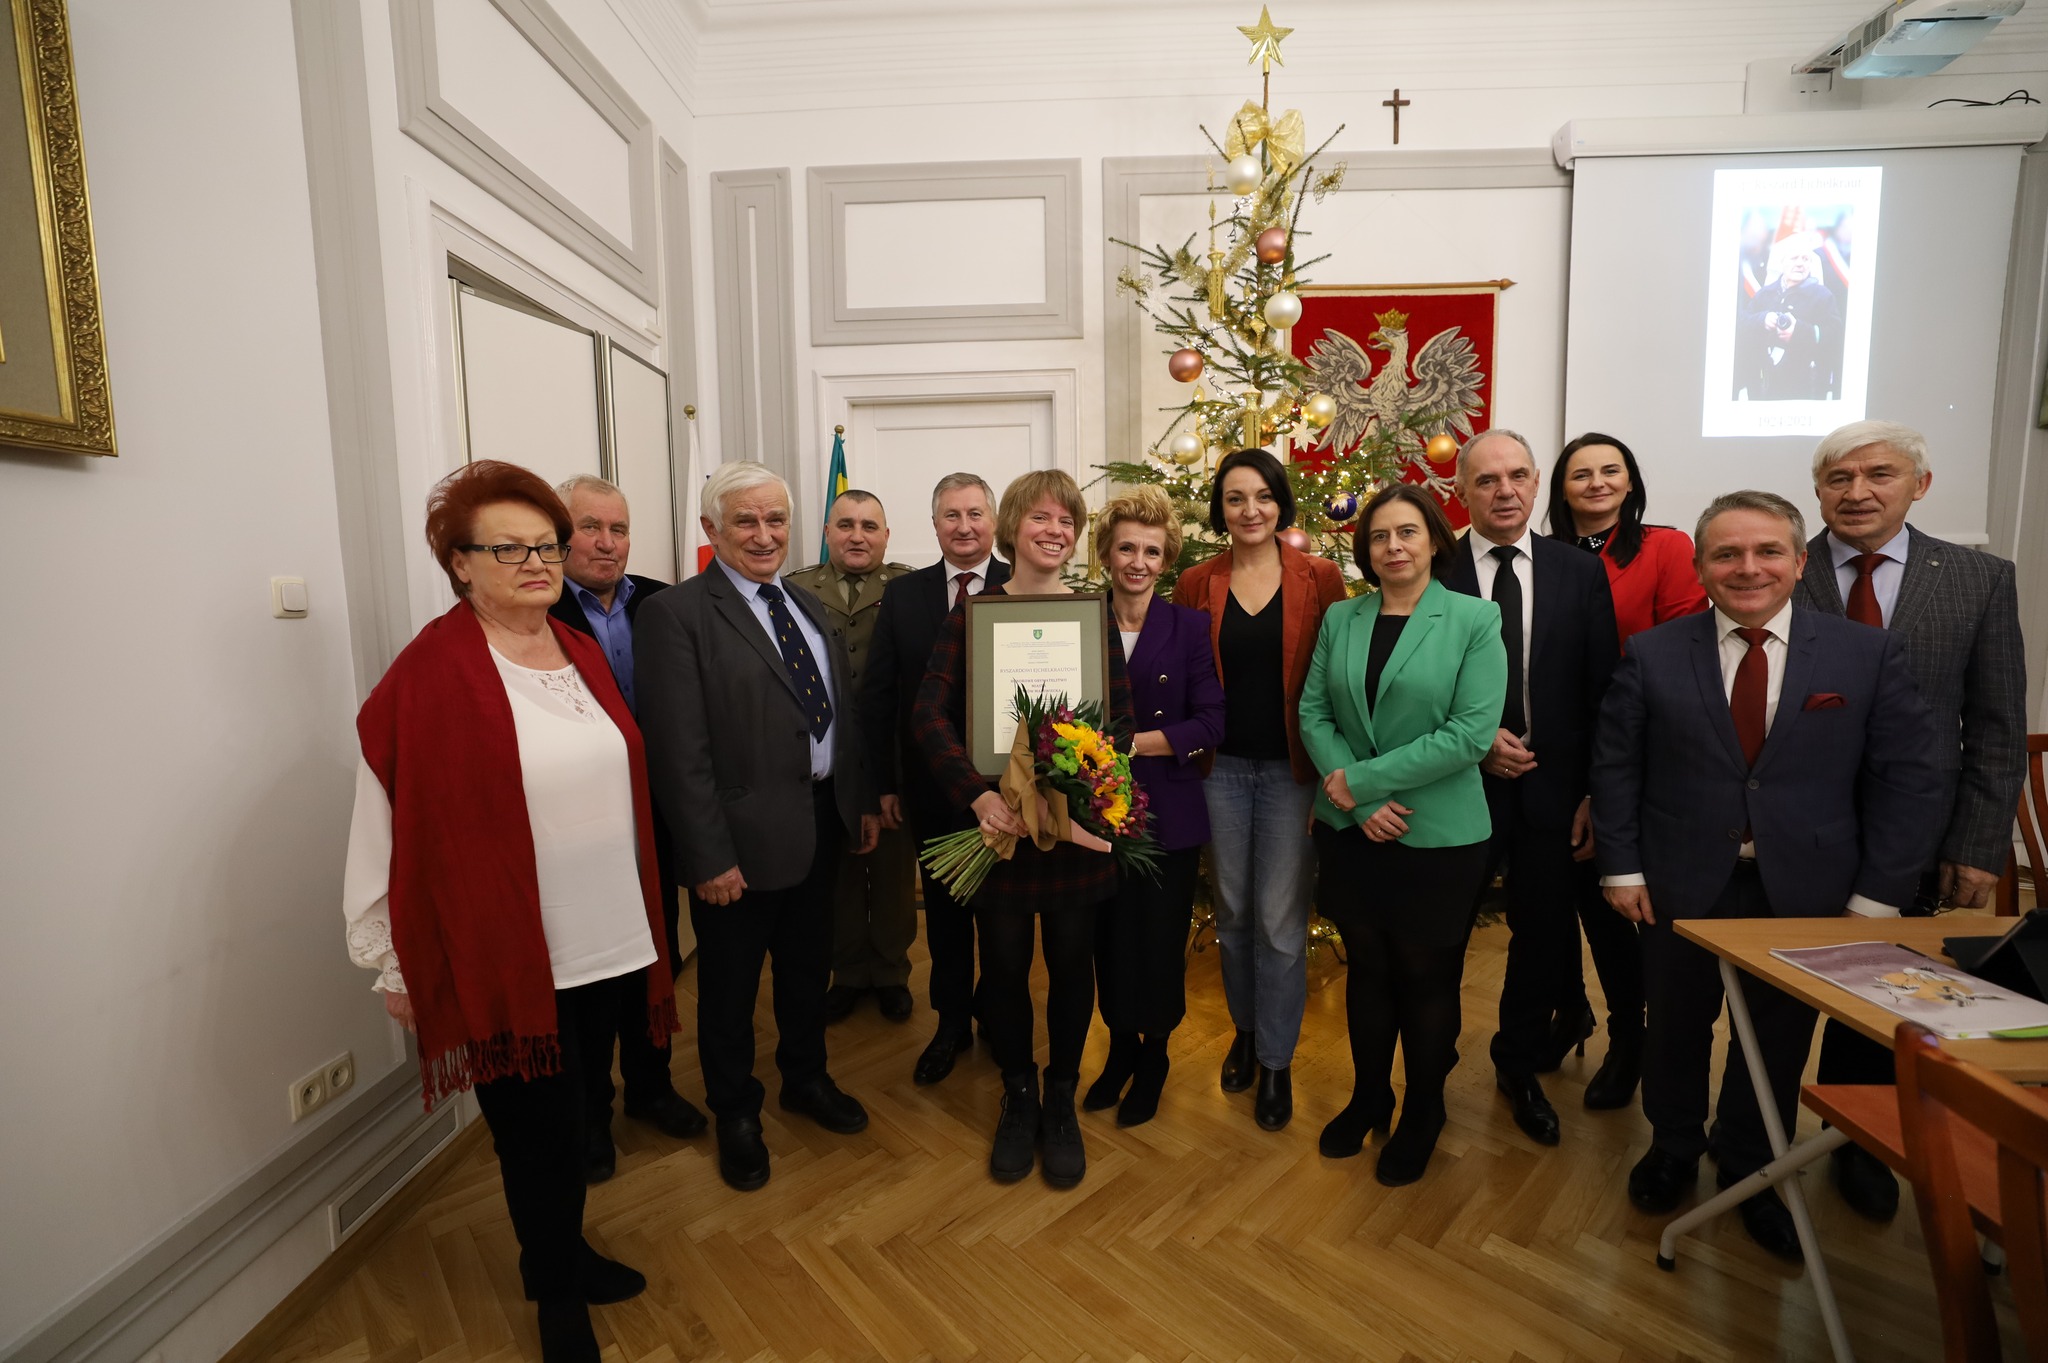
[2003,735,2048,917]
[1896,1020,2048,1360]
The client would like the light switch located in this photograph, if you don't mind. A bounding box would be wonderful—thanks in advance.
[271,576,309,618]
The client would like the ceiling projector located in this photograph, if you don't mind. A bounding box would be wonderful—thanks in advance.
[1796,0,2025,78]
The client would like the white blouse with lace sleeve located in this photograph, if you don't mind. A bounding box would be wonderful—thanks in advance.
[342,756,404,993]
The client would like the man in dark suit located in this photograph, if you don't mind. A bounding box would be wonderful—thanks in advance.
[787,490,918,1023]
[858,472,1009,1085]
[1795,420,2029,1221]
[548,475,705,1179]
[1445,430,1619,1147]
[635,462,880,1192]
[1594,489,1942,1260]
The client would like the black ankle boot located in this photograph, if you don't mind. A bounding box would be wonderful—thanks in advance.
[1220,1029,1257,1092]
[1538,1003,1597,1074]
[990,1066,1040,1183]
[1117,1036,1171,1127]
[1255,1065,1293,1131]
[1040,1075,1087,1188]
[1318,1087,1396,1158]
[537,1299,600,1363]
[1376,1098,1447,1187]
[1084,1031,1140,1111]
[1583,1027,1643,1110]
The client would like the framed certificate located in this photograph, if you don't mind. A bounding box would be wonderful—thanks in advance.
[964,592,1110,776]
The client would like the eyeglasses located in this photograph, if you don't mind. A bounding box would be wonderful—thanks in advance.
[458,542,570,564]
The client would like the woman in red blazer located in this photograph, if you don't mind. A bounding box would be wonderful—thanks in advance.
[1172,448,1347,1133]
[1542,432,1708,1111]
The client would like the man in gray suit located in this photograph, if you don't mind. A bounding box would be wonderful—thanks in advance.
[635,461,880,1193]
[1796,418,2029,1221]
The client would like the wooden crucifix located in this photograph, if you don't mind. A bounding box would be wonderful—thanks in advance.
[1383,88,1411,144]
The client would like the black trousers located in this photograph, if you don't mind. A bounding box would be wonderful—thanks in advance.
[1484,802,1588,1077]
[1642,862,1819,1179]
[690,780,844,1120]
[473,969,644,1300]
[1558,858,1645,1038]
[917,850,981,1026]
[606,889,683,1119]
[978,900,1099,1081]
[1094,848,1202,1036]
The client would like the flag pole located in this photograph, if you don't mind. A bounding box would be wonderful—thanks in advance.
[680,404,706,578]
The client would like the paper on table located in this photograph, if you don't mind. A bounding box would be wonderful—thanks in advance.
[1770,941,2048,1040]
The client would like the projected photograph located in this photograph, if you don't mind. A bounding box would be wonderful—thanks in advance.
[1702,166,1882,438]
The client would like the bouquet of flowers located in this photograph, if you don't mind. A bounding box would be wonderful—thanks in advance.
[922,685,1163,902]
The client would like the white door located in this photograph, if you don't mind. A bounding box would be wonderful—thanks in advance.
[845,395,1056,568]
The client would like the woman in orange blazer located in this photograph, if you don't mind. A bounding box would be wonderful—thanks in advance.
[1172,448,1347,1132]
[1541,432,1708,1111]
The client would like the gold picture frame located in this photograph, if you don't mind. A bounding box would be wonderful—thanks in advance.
[1,0,113,457]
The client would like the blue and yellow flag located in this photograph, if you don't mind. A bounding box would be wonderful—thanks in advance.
[818,431,848,563]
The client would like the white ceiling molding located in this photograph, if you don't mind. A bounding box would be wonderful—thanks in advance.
[392,0,660,303]
[807,159,1083,346]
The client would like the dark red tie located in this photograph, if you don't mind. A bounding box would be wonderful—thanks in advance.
[952,571,975,611]
[1845,553,1884,628]
[1730,626,1770,768]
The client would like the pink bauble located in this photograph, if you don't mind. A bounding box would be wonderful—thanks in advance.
[1167,348,1206,383]
[1277,527,1312,553]
[1255,227,1288,264]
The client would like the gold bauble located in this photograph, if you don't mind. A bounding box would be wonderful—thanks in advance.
[1169,433,1204,465]
[1167,348,1205,383]
[1424,432,1459,463]
[1303,393,1337,429]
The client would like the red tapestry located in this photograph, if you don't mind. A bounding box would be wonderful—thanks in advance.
[1289,284,1506,530]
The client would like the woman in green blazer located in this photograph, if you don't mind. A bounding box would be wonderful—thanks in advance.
[1300,484,1507,1187]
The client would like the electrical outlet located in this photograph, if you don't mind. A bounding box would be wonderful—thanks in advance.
[325,1051,355,1099]
[289,1067,329,1121]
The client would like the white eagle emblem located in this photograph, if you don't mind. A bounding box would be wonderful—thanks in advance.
[1302,308,1486,500]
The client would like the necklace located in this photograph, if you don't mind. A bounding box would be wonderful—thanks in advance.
[1576,528,1612,554]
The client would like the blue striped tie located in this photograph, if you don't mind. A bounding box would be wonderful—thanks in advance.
[756,583,833,739]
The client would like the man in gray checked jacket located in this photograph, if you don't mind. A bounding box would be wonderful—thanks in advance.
[1795,418,2029,1222]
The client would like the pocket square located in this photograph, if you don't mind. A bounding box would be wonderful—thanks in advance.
[1803,692,1847,711]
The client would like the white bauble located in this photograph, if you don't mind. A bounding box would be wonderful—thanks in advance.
[1262,290,1303,330]
[1224,154,1263,195]
[1168,432,1204,465]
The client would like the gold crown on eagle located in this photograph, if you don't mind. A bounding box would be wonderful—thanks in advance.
[1374,308,1410,329]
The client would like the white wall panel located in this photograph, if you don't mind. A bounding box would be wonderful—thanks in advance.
[435,0,634,240]
[457,288,601,487]
[843,198,1046,310]
[847,397,1052,568]
[610,349,677,583]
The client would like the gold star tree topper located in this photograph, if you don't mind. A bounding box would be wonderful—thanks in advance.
[1238,6,1293,73]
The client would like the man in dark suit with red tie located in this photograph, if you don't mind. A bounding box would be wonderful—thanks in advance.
[1591,489,1942,1260]
[1795,420,2029,1222]
[858,473,1009,1084]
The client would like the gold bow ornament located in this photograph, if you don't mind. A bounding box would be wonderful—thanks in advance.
[1223,100,1306,177]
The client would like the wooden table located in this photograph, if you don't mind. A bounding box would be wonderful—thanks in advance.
[1665,914,2048,1363]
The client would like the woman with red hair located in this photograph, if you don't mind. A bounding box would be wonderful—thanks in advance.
[342,461,678,1363]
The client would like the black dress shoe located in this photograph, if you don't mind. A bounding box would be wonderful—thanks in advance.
[914,1018,973,1086]
[537,1299,600,1363]
[1255,1065,1293,1131]
[623,1090,708,1139]
[579,1243,647,1304]
[715,1115,770,1192]
[1495,1071,1561,1146]
[1375,1102,1447,1187]
[1220,1030,1258,1093]
[876,984,914,1022]
[583,1123,616,1184]
[1830,1142,1900,1222]
[1582,1031,1643,1111]
[1723,1178,1804,1263]
[1319,1089,1395,1159]
[1537,1004,1597,1074]
[779,1075,869,1134]
[1627,1147,1698,1215]
[823,984,866,1022]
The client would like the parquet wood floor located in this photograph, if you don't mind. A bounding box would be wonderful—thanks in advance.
[254,918,2025,1363]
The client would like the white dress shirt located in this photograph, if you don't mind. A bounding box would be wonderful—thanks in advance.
[1602,601,1898,916]
[716,555,838,779]
[1468,525,1536,736]
[944,554,995,609]
[1827,525,1909,627]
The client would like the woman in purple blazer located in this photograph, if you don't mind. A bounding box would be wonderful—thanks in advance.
[1085,487,1227,1125]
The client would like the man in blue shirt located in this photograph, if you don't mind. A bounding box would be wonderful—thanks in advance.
[550,475,707,1178]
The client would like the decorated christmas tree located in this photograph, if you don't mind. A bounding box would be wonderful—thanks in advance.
[1104,8,1463,587]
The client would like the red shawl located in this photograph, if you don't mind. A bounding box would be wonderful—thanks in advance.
[356,601,678,1107]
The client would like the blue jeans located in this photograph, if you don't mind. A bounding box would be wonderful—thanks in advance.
[1203,755,1315,1070]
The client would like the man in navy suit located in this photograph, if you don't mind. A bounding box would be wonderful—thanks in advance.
[1592,489,1941,1261]
[548,475,706,1181]
[858,473,1009,1085]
